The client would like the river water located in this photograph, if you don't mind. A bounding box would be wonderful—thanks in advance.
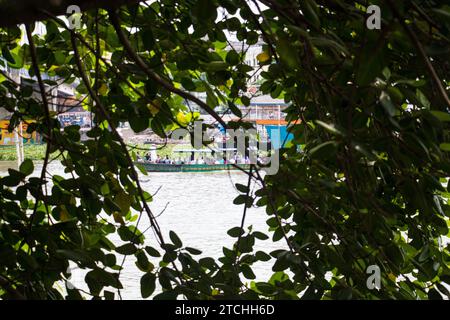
[3,161,450,299]
[0,161,280,299]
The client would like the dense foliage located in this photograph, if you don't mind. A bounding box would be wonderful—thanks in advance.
[0,0,450,300]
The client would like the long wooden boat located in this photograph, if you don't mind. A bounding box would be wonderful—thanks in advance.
[135,162,251,172]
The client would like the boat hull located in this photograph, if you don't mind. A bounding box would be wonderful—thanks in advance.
[135,162,251,172]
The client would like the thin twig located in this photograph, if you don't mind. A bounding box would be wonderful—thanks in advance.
[69,32,164,242]
[0,275,25,300]
[235,164,253,264]
[108,9,228,129]
[25,24,53,228]
[386,0,450,108]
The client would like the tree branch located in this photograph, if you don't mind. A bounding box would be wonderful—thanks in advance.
[70,33,186,291]
[69,32,165,242]
[25,23,53,227]
[235,164,253,264]
[108,9,228,129]
[386,0,450,109]
[0,275,25,300]
[0,0,141,28]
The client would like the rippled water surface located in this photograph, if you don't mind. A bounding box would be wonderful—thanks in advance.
[0,161,279,299]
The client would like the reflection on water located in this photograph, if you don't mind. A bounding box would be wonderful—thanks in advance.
[0,161,279,299]
[0,161,18,171]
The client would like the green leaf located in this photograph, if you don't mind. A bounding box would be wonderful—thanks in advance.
[235,183,249,193]
[431,8,450,23]
[418,245,430,263]
[199,257,217,270]
[308,141,338,159]
[114,191,132,214]
[153,290,178,300]
[380,91,396,117]
[104,290,115,300]
[140,273,156,298]
[226,50,240,65]
[100,183,110,196]
[227,227,244,238]
[276,33,299,69]
[316,120,346,136]
[141,28,155,50]
[337,287,353,300]
[428,288,443,300]
[163,251,177,263]
[430,111,450,122]
[299,0,320,28]
[2,170,24,186]
[241,96,250,107]
[253,231,269,240]
[202,61,228,72]
[255,251,271,261]
[416,89,430,109]
[169,230,182,248]
[192,0,217,23]
[115,243,137,255]
[2,46,15,64]
[439,143,450,152]
[129,115,149,133]
[19,159,34,176]
[181,77,196,91]
[395,79,426,87]
[85,269,122,294]
[185,247,202,255]
[136,163,148,176]
[118,226,142,243]
[356,39,386,85]
[56,249,93,265]
[145,246,161,257]
[233,194,247,205]
[240,264,256,279]
[228,101,242,118]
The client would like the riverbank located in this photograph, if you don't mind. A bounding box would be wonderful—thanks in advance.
[0,139,240,164]
[0,143,195,161]
[0,145,47,161]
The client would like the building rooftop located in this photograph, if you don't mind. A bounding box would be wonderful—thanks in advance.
[249,94,287,106]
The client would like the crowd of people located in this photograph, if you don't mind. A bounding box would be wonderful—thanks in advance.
[137,152,253,165]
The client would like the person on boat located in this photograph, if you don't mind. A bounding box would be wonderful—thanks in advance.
[197,157,205,164]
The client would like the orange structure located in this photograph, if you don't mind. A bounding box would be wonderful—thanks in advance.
[0,120,41,146]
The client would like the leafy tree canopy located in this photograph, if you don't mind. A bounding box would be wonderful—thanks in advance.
[0,0,450,300]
